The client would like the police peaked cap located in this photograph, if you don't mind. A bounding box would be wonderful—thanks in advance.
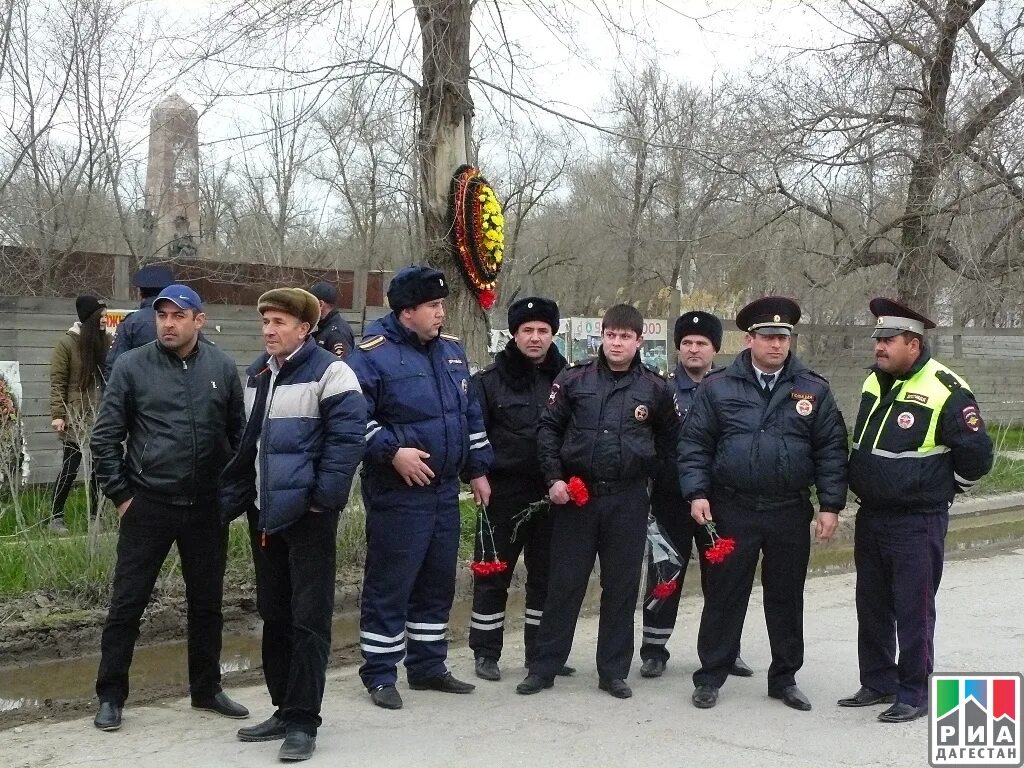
[736,296,801,336]
[258,287,320,328]
[869,297,936,338]
[387,265,450,311]
[309,280,338,305]
[132,264,175,290]
[674,311,723,351]
[508,296,560,334]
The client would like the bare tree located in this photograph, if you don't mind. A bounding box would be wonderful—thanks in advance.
[743,0,1024,313]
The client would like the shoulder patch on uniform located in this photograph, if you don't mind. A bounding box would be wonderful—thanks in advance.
[935,369,961,392]
[703,367,728,381]
[439,332,461,342]
[799,369,830,384]
[357,335,386,351]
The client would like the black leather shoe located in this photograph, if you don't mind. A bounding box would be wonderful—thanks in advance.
[730,656,754,677]
[557,665,576,677]
[598,678,632,699]
[278,731,316,761]
[640,658,666,678]
[838,686,896,707]
[369,685,403,710]
[692,685,719,709]
[94,701,122,731]
[408,671,475,694]
[769,684,812,711]
[475,657,501,681]
[191,691,249,719]
[878,702,927,723]
[516,674,554,695]
[237,715,287,742]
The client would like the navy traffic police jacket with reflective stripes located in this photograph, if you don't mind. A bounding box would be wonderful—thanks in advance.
[346,312,493,488]
[218,337,366,534]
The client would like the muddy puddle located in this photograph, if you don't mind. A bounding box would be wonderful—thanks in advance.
[2,513,1022,721]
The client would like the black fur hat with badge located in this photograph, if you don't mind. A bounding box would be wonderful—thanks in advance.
[508,296,560,334]
[674,311,723,351]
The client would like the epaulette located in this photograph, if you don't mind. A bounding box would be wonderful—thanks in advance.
[357,335,386,351]
[935,369,961,392]
[668,371,676,379]
[797,368,830,385]
[703,367,728,381]
[440,332,461,342]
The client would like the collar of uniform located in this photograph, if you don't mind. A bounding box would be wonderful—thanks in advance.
[496,338,566,391]
[386,311,436,349]
[596,347,642,375]
[673,363,702,390]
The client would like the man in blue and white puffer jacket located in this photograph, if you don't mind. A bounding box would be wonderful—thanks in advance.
[219,287,365,761]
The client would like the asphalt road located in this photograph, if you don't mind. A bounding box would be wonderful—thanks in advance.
[4,547,1023,768]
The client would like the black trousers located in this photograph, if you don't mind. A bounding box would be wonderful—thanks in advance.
[468,480,553,666]
[531,482,649,681]
[640,490,699,662]
[693,493,812,692]
[51,441,101,520]
[854,508,948,708]
[248,507,338,735]
[96,494,228,705]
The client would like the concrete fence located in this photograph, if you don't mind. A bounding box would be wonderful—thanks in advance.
[0,296,381,486]
[5,299,1024,487]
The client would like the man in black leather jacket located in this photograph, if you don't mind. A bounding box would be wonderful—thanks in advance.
[90,284,247,732]
[517,304,678,700]
[679,296,848,713]
[468,297,570,683]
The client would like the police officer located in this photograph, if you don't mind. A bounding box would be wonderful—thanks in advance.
[517,304,679,699]
[838,298,993,723]
[309,280,356,358]
[640,311,752,680]
[468,297,573,682]
[346,266,493,711]
[103,264,174,379]
[679,296,848,711]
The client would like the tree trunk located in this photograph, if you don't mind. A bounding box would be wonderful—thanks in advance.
[414,0,490,365]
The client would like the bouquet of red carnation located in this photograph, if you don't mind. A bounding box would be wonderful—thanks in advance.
[644,516,683,611]
[702,521,736,564]
[566,476,589,506]
[470,504,508,578]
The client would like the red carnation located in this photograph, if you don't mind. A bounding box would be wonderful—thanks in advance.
[702,522,736,565]
[478,288,497,310]
[566,476,590,506]
[651,579,678,600]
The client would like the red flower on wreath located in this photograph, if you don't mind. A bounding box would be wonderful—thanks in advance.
[651,579,678,600]
[478,288,497,311]
[566,476,589,506]
[703,521,736,564]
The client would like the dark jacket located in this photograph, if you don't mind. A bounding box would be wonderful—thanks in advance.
[848,349,993,512]
[537,350,678,491]
[92,340,245,507]
[103,298,158,380]
[678,349,849,510]
[49,322,111,442]
[652,362,721,498]
[313,308,356,359]
[346,312,493,489]
[471,339,567,490]
[218,338,366,534]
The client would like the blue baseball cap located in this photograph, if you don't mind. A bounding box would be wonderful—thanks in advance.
[154,284,203,312]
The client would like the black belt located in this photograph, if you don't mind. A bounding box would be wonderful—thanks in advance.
[138,489,216,507]
[587,478,645,497]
